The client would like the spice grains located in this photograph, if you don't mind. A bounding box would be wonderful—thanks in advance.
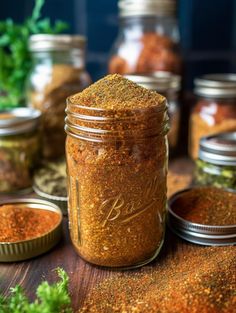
[79,245,236,313]
[171,187,236,226]
[66,74,168,267]
[0,204,61,242]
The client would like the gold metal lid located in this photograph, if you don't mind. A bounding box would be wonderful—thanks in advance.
[119,0,177,17]
[29,34,86,52]
[194,74,236,98]
[0,198,62,262]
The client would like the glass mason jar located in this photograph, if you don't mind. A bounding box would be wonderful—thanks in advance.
[65,97,169,268]
[195,132,236,191]
[109,0,181,75]
[125,72,181,154]
[0,108,41,193]
[27,34,91,160]
[189,74,236,159]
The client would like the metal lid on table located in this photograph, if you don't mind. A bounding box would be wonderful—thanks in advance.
[118,0,176,17]
[0,108,41,136]
[199,132,236,166]
[194,74,236,98]
[29,34,86,52]
[0,198,62,262]
[168,188,236,246]
[125,72,181,92]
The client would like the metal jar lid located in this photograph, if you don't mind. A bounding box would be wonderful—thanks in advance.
[29,34,86,52]
[0,198,62,262]
[194,74,236,98]
[125,72,181,92]
[0,108,41,136]
[199,132,236,166]
[168,188,236,246]
[118,0,176,17]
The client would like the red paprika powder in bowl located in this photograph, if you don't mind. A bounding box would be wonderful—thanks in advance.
[0,198,62,262]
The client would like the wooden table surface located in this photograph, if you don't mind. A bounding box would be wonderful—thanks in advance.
[0,158,195,311]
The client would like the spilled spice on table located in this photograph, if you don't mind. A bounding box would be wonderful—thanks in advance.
[0,204,61,242]
[79,245,236,313]
[172,187,236,226]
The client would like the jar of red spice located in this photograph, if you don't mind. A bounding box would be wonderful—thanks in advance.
[65,74,169,268]
[0,108,41,194]
[189,74,236,159]
[108,0,181,75]
[27,34,91,160]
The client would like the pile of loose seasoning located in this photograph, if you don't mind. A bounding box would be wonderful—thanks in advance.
[0,204,61,242]
[66,74,168,267]
[69,74,165,109]
[171,187,236,226]
[79,245,236,313]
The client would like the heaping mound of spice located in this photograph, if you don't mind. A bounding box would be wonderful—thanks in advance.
[79,246,236,313]
[69,74,165,110]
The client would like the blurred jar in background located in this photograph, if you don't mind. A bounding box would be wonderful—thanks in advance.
[125,72,181,155]
[27,35,91,160]
[0,108,41,194]
[189,74,236,159]
[109,0,181,75]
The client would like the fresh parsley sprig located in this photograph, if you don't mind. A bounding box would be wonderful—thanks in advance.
[0,268,73,313]
[0,0,68,109]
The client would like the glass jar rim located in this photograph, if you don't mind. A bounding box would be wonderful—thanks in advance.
[65,98,168,142]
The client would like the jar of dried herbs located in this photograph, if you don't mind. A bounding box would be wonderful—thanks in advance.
[109,0,181,75]
[125,72,181,155]
[189,74,236,159]
[65,74,169,268]
[195,132,236,191]
[0,108,41,193]
[27,34,91,160]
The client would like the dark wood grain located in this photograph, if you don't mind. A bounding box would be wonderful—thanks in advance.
[0,158,195,310]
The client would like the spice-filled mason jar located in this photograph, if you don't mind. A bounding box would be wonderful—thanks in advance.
[0,108,41,193]
[189,74,236,159]
[125,72,181,154]
[27,34,91,160]
[65,75,169,268]
[195,132,236,191]
[109,0,181,75]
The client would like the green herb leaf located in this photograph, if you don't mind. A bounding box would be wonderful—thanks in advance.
[0,268,73,313]
[0,0,69,109]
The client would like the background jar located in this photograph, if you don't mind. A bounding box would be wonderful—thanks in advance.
[0,108,41,193]
[27,34,91,160]
[65,99,169,268]
[125,72,181,155]
[189,74,236,159]
[195,132,236,191]
[108,0,181,75]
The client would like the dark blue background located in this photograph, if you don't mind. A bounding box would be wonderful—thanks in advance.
[1,0,236,89]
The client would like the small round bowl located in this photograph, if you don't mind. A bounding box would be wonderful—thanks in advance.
[0,198,63,262]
